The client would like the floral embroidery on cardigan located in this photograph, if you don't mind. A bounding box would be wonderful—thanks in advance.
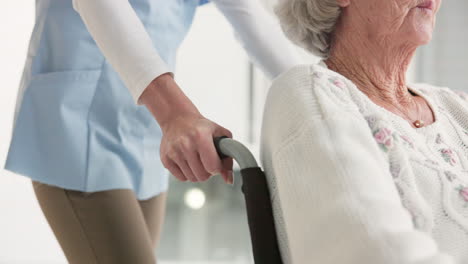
[328,77,346,89]
[365,115,417,153]
[456,185,468,206]
[374,127,397,152]
[440,148,457,166]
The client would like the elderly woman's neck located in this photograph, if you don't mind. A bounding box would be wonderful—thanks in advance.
[325,40,416,105]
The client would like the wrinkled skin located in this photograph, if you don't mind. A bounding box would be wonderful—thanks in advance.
[339,0,441,47]
[326,0,442,127]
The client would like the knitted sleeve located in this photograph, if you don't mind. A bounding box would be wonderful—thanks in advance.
[261,66,455,264]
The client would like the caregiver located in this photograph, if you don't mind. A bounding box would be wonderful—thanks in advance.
[4,0,300,263]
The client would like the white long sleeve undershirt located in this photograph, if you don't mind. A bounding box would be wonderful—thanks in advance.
[72,0,301,104]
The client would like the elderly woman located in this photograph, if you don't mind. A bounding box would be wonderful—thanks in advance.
[262,0,468,263]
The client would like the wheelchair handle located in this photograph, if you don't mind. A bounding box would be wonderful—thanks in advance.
[213,137,259,169]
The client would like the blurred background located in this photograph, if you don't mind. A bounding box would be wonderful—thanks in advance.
[0,0,467,263]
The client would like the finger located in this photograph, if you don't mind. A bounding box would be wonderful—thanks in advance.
[186,151,211,182]
[221,170,234,185]
[179,136,211,182]
[172,153,197,182]
[222,156,234,171]
[161,154,187,181]
[197,133,224,176]
[214,127,233,184]
[164,159,187,182]
[220,158,234,184]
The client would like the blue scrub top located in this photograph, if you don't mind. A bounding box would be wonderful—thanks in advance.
[5,0,205,200]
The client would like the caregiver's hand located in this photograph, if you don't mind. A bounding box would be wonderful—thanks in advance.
[139,73,234,184]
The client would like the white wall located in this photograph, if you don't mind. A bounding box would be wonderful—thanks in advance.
[0,1,68,264]
[175,6,250,145]
[416,1,468,89]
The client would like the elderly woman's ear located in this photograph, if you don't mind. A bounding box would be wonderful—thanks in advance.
[336,0,350,8]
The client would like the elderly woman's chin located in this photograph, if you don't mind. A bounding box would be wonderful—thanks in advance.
[410,25,435,46]
[408,12,437,45]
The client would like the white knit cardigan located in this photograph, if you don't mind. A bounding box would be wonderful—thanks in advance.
[261,63,468,264]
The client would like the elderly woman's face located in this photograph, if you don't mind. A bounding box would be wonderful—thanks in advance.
[344,0,441,46]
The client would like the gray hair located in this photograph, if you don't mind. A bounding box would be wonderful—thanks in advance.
[275,0,342,58]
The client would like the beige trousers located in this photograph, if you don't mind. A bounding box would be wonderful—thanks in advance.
[32,181,167,264]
